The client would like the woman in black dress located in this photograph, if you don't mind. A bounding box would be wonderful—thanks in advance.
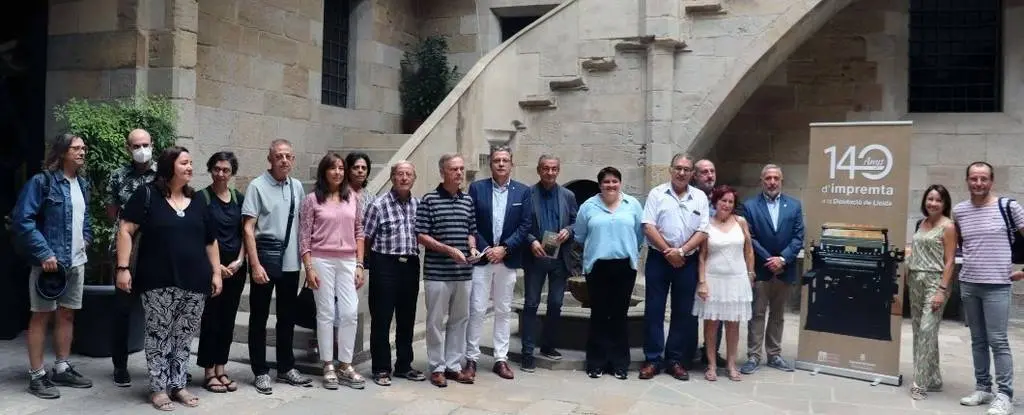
[115,146,222,411]
[196,151,246,393]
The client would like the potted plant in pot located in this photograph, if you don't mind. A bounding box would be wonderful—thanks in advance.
[53,95,177,357]
[399,36,460,134]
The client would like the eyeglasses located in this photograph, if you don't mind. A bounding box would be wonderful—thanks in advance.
[69,145,88,153]
[129,143,151,150]
[672,166,693,173]
[210,167,232,174]
[272,153,295,161]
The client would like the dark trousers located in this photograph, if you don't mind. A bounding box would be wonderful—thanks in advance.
[521,258,568,357]
[585,258,636,372]
[642,247,699,367]
[248,270,300,376]
[112,287,141,370]
[368,252,421,374]
[197,258,247,368]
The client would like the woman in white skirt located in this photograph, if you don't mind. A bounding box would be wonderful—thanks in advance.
[694,185,754,382]
[299,152,366,389]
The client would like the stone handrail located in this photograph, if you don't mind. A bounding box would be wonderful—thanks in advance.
[365,1,578,196]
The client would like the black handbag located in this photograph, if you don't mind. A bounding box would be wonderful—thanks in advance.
[295,287,316,329]
[255,179,295,280]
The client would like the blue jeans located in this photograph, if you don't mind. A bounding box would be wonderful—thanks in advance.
[961,281,1014,398]
[643,248,699,366]
[520,259,568,357]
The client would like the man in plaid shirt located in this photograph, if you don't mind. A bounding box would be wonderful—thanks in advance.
[363,161,427,386]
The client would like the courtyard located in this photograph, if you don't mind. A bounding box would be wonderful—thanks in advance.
[1,309,1023,414]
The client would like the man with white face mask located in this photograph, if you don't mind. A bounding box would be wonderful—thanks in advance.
[104,128,157,388]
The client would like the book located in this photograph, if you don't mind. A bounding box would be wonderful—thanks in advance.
[542,231,561,258]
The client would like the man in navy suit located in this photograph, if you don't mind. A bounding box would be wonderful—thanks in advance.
[740,164,804,374]
[464,145,533,380]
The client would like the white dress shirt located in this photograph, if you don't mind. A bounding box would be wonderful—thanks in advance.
[642,182,710,255]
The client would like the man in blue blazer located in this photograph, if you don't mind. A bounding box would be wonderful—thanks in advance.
[464,146,533,381]
[740,164,804,375]
[519,155,578,372]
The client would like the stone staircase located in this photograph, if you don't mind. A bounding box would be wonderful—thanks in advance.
[223,278,429,374]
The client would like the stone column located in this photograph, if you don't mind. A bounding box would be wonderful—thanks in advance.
[642,0,685,193]
[145,0,199,146]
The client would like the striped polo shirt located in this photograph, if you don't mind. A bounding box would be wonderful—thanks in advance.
[415,184,476,281]
[953,198,1024,284]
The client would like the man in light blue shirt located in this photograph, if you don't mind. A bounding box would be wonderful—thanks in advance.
[638,153,710,381]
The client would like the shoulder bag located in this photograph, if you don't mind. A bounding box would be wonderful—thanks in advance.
[254,179,295,280]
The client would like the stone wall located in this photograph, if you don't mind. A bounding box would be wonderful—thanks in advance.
[46,0,199,143]
[194,0,415,188]
[709,0,1024,242]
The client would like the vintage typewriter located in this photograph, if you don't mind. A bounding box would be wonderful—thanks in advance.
[802,223,905,341]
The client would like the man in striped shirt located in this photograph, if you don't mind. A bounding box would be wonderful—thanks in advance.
[364,161,426,386]
[953,161,1024,415]
[415,154,479,388]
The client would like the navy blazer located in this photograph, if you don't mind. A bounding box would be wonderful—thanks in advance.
[468,178,533,269]
[741,193,805,283]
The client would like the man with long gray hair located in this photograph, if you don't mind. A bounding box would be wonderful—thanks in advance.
[11,133,94,399]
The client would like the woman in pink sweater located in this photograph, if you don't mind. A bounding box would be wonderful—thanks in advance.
[299,152,366,390]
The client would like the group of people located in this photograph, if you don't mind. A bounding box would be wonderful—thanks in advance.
[8,128,1020,415]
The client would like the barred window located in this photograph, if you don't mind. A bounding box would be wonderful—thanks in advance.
[908,0,1003,113]
[322,0,351,107]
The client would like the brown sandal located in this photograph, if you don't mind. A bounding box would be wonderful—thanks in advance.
[704,367,718,382]
[151,392,174,411]
[217,374,238,392]
[172,388,199,407]
[728,369,742,381]
[203,376,227,393]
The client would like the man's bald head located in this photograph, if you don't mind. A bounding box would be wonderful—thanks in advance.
[127,129,151,144]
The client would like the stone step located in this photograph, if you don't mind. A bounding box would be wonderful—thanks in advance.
[549,77,588,91]
[581,57,617,72]
[518,95,557,110]
[683,0,725,14]
[231,310,316,349]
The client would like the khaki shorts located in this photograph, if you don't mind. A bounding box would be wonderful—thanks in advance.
[29,265,85,312]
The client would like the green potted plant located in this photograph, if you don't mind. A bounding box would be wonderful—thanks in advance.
[399,36,460,134]
[53,95,177,357]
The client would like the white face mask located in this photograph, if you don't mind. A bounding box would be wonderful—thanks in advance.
[132,146,152,164]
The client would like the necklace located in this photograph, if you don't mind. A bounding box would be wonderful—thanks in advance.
[168,196,186,217]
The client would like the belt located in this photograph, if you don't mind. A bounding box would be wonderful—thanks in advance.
[372,252,419,263]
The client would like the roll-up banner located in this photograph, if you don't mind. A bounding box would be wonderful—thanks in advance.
[796,121,912,386]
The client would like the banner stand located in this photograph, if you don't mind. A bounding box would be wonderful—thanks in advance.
[796,121,913,387]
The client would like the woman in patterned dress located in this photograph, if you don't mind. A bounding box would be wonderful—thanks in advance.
[907,184,956,400]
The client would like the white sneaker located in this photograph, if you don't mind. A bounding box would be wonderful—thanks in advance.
[986,393,1014,415]
[962,391,996,406]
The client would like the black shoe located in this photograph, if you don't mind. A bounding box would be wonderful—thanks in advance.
[586,368,603,379]
[113,368,131,388]
[50,365,93,389]
[521,355,536,373]
[29,375,60,399]
[540,348,563,361]
[613,369,628,380]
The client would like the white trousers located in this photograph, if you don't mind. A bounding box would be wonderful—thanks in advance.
[424,279,472,373]
[311,257,359,364]
[466,262,517,362]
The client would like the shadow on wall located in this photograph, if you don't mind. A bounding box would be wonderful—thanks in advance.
[565,179,599,207]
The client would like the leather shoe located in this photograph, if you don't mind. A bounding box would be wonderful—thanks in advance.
[493,361,515,379]
[444,370,473,384]
[666,363,689,381]
[462,360,478,381]
[430,372,447,388]
[638,362,658,380]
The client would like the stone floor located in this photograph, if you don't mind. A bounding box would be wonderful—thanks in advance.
[1,310,1024,414]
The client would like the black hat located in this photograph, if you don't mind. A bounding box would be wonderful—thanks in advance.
[36,263,68,301]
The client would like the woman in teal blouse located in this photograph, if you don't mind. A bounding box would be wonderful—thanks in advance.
[574,167,644,380]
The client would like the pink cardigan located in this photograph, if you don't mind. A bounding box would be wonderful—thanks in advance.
[298,192,363,259]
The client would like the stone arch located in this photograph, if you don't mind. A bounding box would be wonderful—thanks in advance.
[685,0,857,158]
[565,179,599,207]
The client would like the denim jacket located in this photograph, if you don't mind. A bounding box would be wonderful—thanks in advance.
[11,170,93,266]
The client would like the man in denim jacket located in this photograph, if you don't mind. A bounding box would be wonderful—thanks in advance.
[11,133,94,399]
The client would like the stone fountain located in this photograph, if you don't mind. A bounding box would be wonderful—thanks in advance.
[504,244,647,367]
